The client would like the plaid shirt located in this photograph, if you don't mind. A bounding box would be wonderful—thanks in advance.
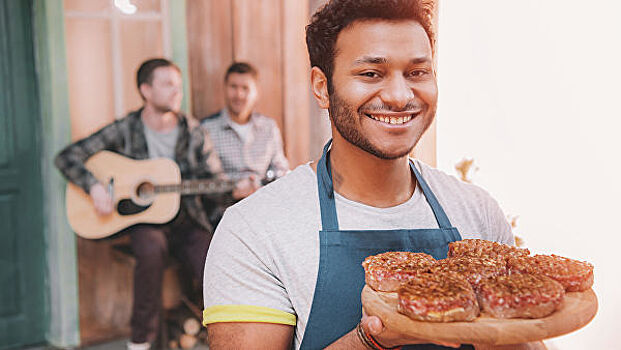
[201,109,289,224]
[201,109,289,181]
[55,108,224,233]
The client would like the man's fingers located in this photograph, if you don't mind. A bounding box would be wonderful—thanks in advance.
[95,204,108,215]
[95,196,114,215]
[360,315,461,348]
[249,174,261,188]
[90,183,114,215]
[362,315,384,335]
[98,204,112,215]
[234,180,248,193]
[105,199,114,213]
[103,195,113,211]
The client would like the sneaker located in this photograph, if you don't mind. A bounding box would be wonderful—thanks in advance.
[127,341,151,350]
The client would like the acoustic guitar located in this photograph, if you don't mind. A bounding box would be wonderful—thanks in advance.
[66,151,243,239]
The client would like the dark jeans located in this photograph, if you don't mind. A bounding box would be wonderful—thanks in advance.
[127,213,211,343]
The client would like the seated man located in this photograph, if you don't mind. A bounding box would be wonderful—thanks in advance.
[55,58,250,350]
[201,62,289,226]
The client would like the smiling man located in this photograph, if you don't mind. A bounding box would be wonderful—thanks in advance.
[202,1,514,349]
[201,62,289,227]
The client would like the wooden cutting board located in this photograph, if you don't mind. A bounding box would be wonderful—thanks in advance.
[361,285,598,345]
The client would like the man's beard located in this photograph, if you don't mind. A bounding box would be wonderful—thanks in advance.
[152,99,179,114]
[328,91,422,160]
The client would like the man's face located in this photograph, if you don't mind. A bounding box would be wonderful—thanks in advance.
[142,66,183,113]
[225,73,258,121]
[328,20,438,159]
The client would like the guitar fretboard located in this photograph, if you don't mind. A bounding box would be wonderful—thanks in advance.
[154,179,235,195]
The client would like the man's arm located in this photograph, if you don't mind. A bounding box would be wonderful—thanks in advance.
[207,323,294,350]
[55,121,127,215]
[191,126,254,221]
[207,322,369,350]
[325,328,370,349]
[475,343,547,350]
[195,128,260,201]
[206,316,460,350]
[203,209,298,347]
[325,315,460,350]
[206,316,545,349]
[267,123,290,177]
[203,209,462,350]
[54,120,125,193]
[190,125,225,179]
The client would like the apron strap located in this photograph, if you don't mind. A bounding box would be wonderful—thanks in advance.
[318,140,339,230]
[410,162,454,229]
[317,139,454,231]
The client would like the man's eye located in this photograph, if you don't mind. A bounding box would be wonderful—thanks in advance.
[360,71,379,78]
[410,70,429,77]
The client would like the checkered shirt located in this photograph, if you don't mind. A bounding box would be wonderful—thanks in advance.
[200,109,289,225]
[54,109,224,233]
[201,109,289,181]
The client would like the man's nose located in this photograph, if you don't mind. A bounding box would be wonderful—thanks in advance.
[235,89,246,99]
[380,74,414,110]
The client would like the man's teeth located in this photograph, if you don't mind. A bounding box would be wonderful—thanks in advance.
[369,115,413,125]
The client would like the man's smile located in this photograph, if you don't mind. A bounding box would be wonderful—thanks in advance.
[363,111,420,125]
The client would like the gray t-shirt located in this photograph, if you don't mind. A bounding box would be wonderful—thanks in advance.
[144,124,179,160]
[203,161,513,349]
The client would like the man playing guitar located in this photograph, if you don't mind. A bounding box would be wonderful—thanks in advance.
[55,58,251,350]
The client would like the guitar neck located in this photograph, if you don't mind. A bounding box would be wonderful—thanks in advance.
[155,179,235,196]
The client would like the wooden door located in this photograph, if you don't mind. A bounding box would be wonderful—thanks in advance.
[0,0,47,348]
[187,0,311,167]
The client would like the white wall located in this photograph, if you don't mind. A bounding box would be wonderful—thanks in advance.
[436,1,621,348]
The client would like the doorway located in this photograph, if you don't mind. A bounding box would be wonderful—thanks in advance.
[0,0,47,348]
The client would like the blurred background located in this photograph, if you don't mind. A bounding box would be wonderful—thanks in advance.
[436,1,621,349]
[0,0,618,349]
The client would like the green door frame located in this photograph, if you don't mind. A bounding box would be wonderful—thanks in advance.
[31,0,192,347]
[32,0,80,347]
[169,0,192,116]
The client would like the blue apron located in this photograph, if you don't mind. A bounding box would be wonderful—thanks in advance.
[299,141,473,350]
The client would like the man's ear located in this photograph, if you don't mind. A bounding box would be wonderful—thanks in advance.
[139,83,151,101]
[310,67,330,109]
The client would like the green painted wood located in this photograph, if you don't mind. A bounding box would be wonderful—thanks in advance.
[32,0,81,347]
[0,0,47,348]
[169,0,192,115]
[0,194,20,319]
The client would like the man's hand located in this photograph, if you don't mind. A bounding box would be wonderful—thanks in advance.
[232,175,261,199]
[89,183,114,215]
[361,313,461,349]
[475,343,547,350]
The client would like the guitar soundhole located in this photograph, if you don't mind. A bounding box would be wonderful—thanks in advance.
[117,199,151,216]
[136,181,155,200]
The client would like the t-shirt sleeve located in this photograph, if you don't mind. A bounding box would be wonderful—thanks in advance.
[485,194,515,246]
[202,207,296,327]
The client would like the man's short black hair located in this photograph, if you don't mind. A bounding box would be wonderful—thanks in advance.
[136,58,180,98]
[305,0,435,89]
[225,62,258,82]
